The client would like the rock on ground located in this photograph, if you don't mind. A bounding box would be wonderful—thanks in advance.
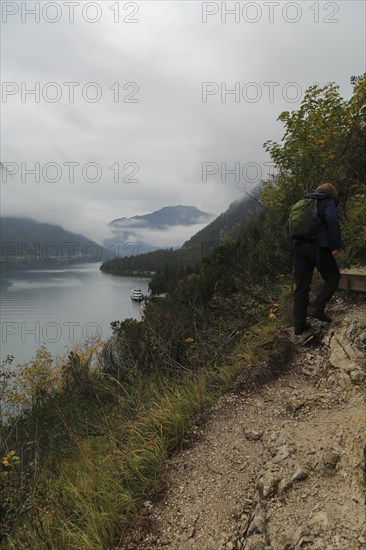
[121,300,366,550]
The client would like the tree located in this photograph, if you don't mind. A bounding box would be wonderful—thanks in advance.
[262,77,366,263]
[263,77,366,211]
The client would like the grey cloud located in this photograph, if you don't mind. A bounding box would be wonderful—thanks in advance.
[1,1,364,243]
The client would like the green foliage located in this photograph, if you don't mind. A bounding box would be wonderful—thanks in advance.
[261,77,366,265]
[0,344,120,547]
[339,192,366,264]
[263,78,366,211]
[148,262,199,295]
[0,329,247,548]
[0,450,29,543]
[2,76,365,548]
[182,193,260,248]
[61,350,95,397]
[100,247,178,276]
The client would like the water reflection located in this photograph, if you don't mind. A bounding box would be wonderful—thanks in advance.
[0,263,150,366]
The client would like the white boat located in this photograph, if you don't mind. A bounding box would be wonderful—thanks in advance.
[131,288,144,301]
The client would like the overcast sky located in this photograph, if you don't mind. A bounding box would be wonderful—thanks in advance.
[1,1,365,244]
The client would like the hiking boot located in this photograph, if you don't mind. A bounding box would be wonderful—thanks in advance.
[294,321,311,335]
[309,309,332,323]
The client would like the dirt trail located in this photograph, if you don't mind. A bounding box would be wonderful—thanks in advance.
[123,298,366,550]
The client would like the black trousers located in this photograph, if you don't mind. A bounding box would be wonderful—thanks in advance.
[293,242,341,328]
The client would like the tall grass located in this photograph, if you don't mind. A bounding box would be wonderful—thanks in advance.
[0,277,294,550]
[1,344,241,549]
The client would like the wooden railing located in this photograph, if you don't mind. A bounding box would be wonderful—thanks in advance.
[338,272,366,294]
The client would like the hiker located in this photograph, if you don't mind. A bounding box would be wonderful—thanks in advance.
[291,183,341,335]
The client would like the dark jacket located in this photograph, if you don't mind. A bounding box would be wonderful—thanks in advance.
[304,191,341,251]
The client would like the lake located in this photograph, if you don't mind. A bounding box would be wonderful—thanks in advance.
[0,262,150,367]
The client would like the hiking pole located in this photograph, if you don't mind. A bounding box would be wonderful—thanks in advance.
[289,240,295,293]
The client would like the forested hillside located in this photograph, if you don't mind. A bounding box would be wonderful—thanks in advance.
[0,217,113,262]
[182,193,260,248]
[99,193,260,291]
[2,77,365,549]
[104,205,214,256]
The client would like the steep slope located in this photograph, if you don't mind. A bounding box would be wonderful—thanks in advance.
[182,194,260,249]
[122,298,366,550]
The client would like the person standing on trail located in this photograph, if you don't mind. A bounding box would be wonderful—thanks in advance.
[291,183,341,335]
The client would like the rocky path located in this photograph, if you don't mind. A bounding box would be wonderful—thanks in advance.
[123,300,366,550]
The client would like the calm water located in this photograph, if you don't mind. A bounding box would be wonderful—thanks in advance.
[0,263,150,366]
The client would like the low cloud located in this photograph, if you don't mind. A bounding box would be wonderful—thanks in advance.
[1,2,364,237]
[114,222,211,250]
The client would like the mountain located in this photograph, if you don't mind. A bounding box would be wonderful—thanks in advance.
[110,205,212,228]
[100,195,261,276]
[104,205,214,256]
[0,217,113,263]
[183,193,261,249]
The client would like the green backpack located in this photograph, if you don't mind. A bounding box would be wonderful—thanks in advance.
[289,198,321,239]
